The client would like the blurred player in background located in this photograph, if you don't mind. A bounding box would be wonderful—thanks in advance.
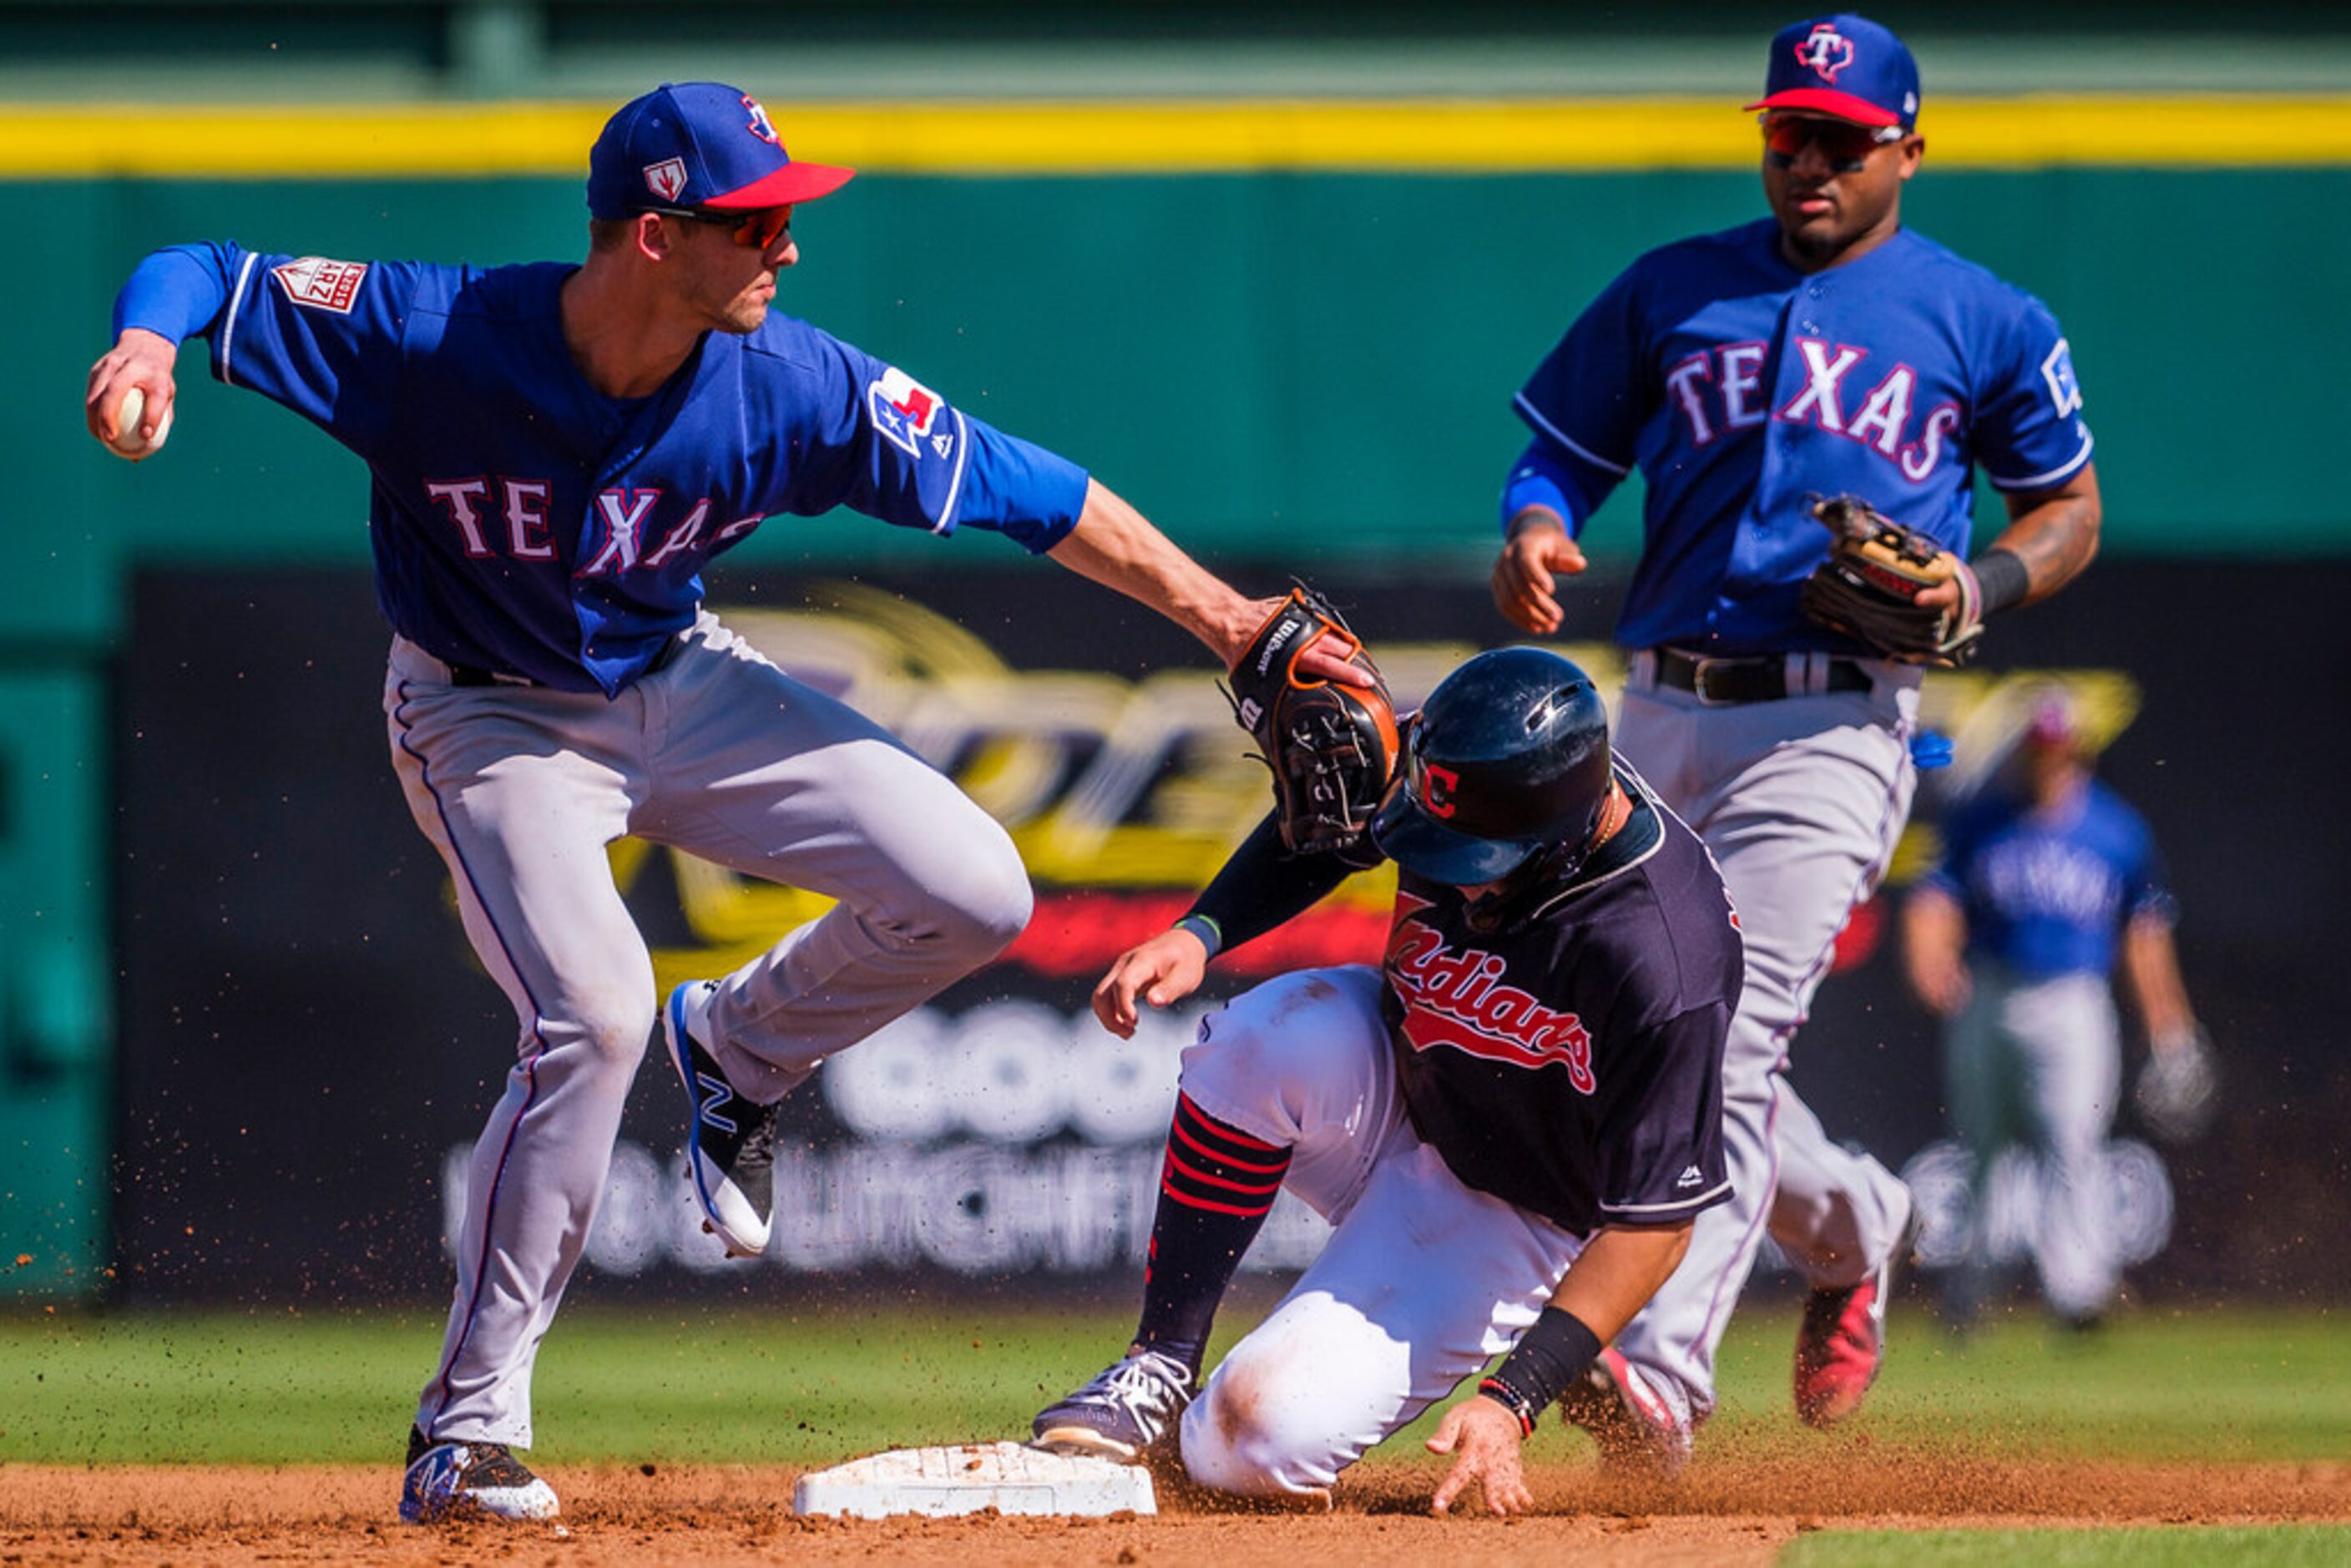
[1903,686,2215,1332]
[1487,13,2103,1464]
[84,80,1361,1525]
[1031,648,1739,1514]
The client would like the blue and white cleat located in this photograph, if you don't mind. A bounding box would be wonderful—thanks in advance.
[400,1426,559,1523]
[665,979,778,1258]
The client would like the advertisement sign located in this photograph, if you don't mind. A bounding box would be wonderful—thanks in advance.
[114,563,2351,1302]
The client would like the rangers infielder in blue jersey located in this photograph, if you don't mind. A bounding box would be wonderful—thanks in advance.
[1489,15,2103,1469]
[85,81,1363,1526]
[1904,689,2213,1332]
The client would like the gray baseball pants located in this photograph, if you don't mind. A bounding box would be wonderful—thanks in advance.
[384,613,1030,1447]
[1606,654,1922,1428]
[1942,964,2123,1321]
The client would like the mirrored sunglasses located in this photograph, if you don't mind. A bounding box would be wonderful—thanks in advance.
[1760,114,1903,174]
[646,205,795,249]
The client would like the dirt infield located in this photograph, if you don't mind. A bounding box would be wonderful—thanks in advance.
[4,1454,2348,1565]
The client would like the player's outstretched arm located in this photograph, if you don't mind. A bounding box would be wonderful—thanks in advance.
[1091,927,1211,1039]
[1092,812,1358,1038]
[85,328,179,449]
[1046,478,1373,686]
[1428,1221,1691,1516]
[1490,508,1589,635]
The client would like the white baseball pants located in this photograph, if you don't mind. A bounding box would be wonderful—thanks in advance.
[1170,965,1585,1499]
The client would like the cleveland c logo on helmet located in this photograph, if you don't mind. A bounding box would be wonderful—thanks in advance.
[1796,23,1856,81]
[1423,763,1459,819]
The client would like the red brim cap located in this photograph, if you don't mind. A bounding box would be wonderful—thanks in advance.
[1742,88,1904,129]
[705,159,857,210]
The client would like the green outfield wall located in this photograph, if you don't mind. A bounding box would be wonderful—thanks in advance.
[6,94,2349,1300]
[31,154,2351,650]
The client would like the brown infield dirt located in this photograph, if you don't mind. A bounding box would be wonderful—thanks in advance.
[4,1453,2350,1565]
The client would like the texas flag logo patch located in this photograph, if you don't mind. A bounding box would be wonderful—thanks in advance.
[271,256,367,314]
[867,367,947,457]
[2041,338,2084,417]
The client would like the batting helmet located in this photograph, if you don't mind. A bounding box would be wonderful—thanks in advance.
[1370,646,1614,887]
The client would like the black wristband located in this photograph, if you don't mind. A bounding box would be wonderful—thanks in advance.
[1479,1307,1605,1433]
[1969,547,2030,615]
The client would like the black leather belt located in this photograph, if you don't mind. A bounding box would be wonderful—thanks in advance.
[445,663,530,688]
[447,634,684,688]
[1651,647,1872,705]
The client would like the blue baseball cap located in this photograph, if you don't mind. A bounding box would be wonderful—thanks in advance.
[587,82,854,220]
[1744,15,1921,132]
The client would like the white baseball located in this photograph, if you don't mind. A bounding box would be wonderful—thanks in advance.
[109,387,173,462]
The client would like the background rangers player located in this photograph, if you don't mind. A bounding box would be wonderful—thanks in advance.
[1488,13,2105,1464]
[84,80,1364,1525]
[1031,647,1740,1514]
[1903,686,2217,1331]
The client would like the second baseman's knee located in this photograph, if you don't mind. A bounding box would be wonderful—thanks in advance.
[923,848,1033,967]
[868,822,1034,974]
[530,979,658,1082]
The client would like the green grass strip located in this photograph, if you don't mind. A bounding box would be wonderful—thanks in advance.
[3,1299,2347,1467]
[1785,1524,2351,1566]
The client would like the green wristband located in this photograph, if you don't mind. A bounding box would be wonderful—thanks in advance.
[1174,913,1223,959]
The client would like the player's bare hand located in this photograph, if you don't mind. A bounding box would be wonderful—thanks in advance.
[1491,511,1585,635]
[1426,1395,1534,1516]
[1233,594,1378,690]
[85,328,180,446]
[1913,555,1966,615]
[1091,927,1211,1038]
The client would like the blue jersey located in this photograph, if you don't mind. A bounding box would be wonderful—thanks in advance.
[115,243,1091,695]
[1922,780,2174,979]
[1512,220,2093,655]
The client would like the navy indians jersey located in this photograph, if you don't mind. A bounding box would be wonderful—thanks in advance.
[1383,766,1741,1237]
[116,244,1090,695]
[1922,779,2176,981]
[1514,220,2093,656]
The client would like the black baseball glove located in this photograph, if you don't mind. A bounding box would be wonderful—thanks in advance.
[1799,494,1985,666]
[1227,587,1400,857]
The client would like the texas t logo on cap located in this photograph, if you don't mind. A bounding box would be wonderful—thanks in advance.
[1794,23,1857,82]
[1745,13,1921,131]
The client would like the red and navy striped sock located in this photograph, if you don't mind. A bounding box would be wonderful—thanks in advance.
[1134,1093,1293,1373]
